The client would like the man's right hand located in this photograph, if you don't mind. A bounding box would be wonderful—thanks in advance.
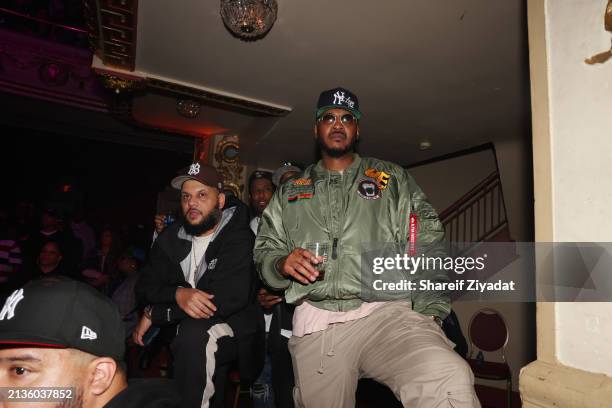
[175,287,217,319]
[277,248,322,284]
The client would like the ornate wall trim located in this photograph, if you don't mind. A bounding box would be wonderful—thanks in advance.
[0,29,108,111]
[84,0,138,71]
[147,78,291,117]
[213,135,245,199]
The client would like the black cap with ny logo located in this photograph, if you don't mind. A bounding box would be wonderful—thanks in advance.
[0,277,125,361]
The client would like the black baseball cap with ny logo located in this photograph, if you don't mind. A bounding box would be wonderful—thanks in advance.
[0,277,125,360]
[316,87,363,120]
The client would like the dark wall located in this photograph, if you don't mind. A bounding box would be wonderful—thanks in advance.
[3,124,191,237]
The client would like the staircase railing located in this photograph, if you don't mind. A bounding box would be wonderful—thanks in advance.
[438,171,509,255]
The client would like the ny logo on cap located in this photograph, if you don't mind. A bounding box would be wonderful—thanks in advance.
[333,91,355,109]
[0,289,24,321]
[188,163,201,176]
[81,326,97,340]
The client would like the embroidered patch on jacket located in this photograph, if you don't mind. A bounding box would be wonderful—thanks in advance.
[292,178,312,186]
[364,168,391,190]
[287,182,314,202]
[288,193,313,202]
[356,178,381,200]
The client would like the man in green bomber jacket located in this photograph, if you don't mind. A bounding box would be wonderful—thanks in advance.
[254,87,480,408]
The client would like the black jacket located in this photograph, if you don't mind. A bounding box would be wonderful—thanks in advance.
[136,196,264,382]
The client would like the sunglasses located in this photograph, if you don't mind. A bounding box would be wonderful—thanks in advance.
[318,113,356,125]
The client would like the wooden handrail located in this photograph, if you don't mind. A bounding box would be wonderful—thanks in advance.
[440,170,509,254]
[439,171,499,221]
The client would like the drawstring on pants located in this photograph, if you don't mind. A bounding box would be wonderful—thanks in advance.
[317,329,326,374]
[327,324,336,356]
[317,324,337,374]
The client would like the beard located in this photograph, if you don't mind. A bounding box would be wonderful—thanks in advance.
[316,132,358,158]
[183,208,222,236]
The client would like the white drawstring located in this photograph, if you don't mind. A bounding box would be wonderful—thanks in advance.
[327,324,336,356]
[317,329,326,374]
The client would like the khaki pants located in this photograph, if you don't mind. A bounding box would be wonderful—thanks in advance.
[288,302,481,408]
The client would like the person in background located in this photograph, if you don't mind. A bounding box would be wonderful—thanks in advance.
[272,162,302,188]
[81,228,121,294]
[249,168,296,408]
[248,170,275,235]
[111,248,142,340]
[23,207,82,279]
[29,240,73,280]
[70,207,97,260]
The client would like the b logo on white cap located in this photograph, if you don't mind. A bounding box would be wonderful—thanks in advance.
[0,289,24,321]
[188,163,201,175]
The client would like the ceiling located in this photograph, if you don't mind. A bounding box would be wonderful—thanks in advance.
[105,0,531,168]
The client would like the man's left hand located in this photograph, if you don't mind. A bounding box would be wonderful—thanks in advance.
[133,313,153,346]
[257,288,283,310]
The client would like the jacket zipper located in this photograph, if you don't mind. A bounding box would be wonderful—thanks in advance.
[332,238,338,260]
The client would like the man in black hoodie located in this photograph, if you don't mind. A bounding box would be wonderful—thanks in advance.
[134,161,263,408]
[0,277,179,408]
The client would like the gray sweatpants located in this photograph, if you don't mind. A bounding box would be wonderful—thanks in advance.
[288,302,481,408]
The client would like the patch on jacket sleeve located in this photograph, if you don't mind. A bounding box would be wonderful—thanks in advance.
[292,178,312,186]
[287,179,314,202]
[364,168,391,190]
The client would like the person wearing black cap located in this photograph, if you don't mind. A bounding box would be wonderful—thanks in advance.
[248,169,295,408]
[254,87,480,407]
[0,277,179,407]
[134,160,263,408]
[248,170,275,235]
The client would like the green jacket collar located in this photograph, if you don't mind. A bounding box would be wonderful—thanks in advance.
[311,154,362,180]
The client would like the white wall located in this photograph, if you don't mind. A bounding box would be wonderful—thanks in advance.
[410,143,536,391]
[545,0,612,377]
[408,149,497,212]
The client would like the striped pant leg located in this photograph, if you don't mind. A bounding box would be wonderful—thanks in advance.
[172,317,235,408]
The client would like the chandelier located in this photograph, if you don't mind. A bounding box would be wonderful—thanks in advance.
[220,0,278,39]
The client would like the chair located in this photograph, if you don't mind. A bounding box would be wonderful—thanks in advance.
[467,308,512,408]
[226,369,251,408]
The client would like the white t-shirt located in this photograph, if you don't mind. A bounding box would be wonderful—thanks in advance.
[187,234,213,287]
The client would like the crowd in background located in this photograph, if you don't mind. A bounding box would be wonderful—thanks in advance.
[0,201,147,349]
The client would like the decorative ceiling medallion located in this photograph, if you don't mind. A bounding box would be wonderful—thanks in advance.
[220,0,278,40]
[176,99,201,118]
